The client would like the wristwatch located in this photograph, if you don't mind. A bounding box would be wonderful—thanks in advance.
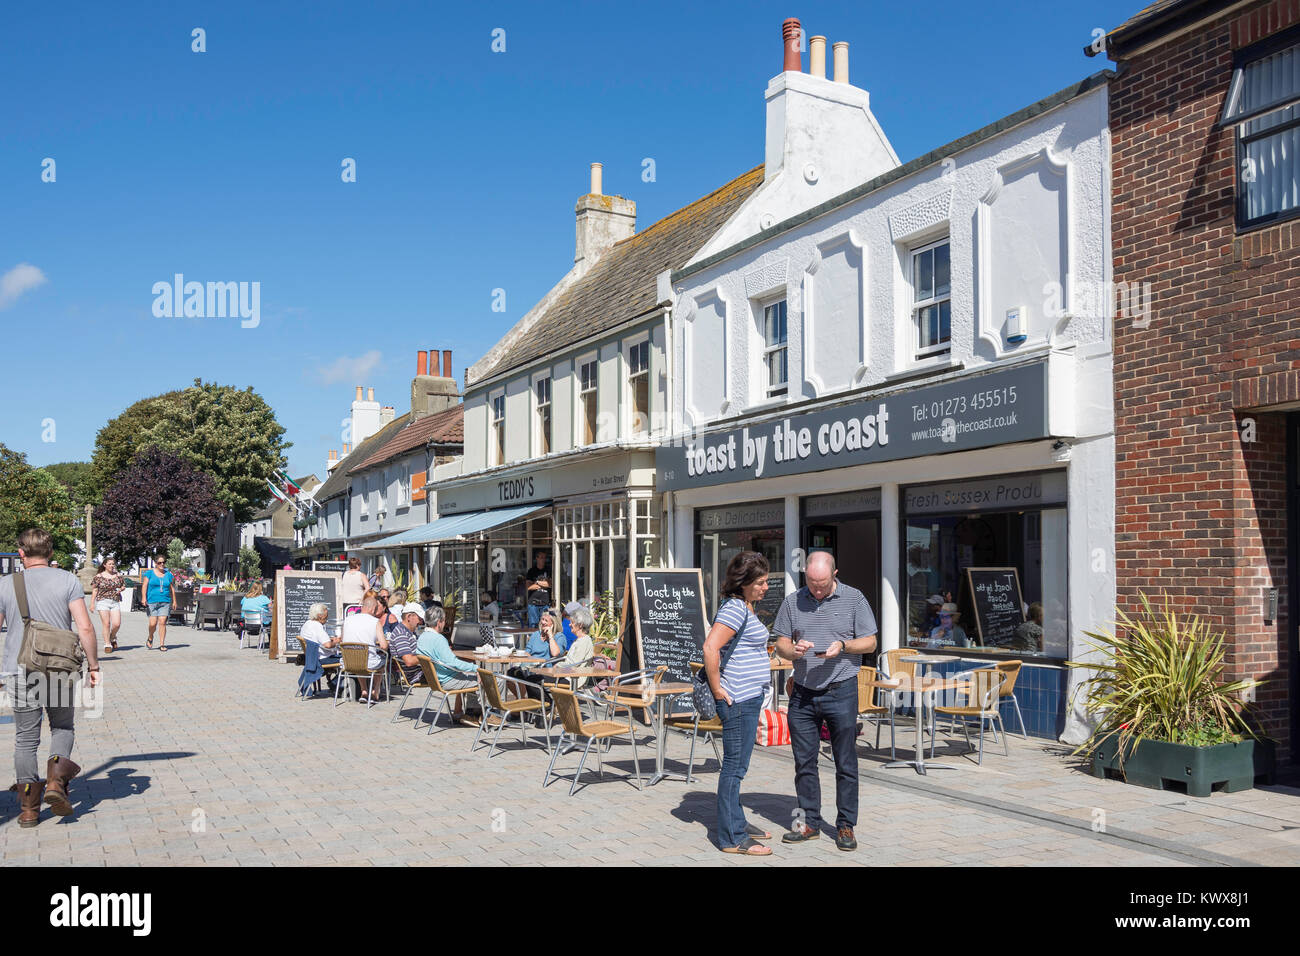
[837,640,848,654]
[88,667,100,672]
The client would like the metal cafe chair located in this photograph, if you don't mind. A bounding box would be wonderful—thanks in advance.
[413,654,477,733]
[663,663,723,782]
[542,685,643,796]
[239,610,268,650]
[471,668,551,757]
[334,643,388,709]
[931,668,1009,764]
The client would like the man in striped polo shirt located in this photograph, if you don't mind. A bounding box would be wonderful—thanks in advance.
[772,551,877,851]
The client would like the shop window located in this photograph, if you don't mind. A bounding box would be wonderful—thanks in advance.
[535,376,552,455]
[627,340,650,435]
[1222,25,1300,228]
[579,359,598,445]
[903,505,1066,658]
[911,239,951,360]
[490,392,506,466]
[697,500,786,628]
[763,300,788,398]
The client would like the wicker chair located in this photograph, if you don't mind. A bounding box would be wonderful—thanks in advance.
[389,656,430,724]
[471,668,551,756]
[931,668,1008,764]
[195,594,226,630]
[334,642,388,709]
[993,659,1028,737]
[857,666,896,758]
[542,685,642,796]
[663,662,722,782]
[413,655,477,733]
[602,665,667,732]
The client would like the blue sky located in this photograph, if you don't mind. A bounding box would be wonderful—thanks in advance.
[1,0,1138,481]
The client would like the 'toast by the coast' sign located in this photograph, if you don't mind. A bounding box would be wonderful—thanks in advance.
[656,362,1049,491]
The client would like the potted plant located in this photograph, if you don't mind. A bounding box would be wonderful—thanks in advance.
[441,588,461,631]
[589,590,621,659]
[1068,592,1272,797]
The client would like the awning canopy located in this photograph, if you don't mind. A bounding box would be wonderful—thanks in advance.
[363,503,550,550]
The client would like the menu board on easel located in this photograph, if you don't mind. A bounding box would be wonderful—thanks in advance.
[273,570,342,661]
[619,568,708,715]
[962,567,1025,648]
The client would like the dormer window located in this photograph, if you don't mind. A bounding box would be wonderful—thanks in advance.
[911,238,951,360]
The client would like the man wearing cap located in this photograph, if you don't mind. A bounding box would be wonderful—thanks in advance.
[772,551,877,852]
[386,604,426,685]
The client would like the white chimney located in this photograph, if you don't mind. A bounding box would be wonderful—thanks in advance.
[809,36,826,78]
[351,387,381,448]
[575,164,635,276]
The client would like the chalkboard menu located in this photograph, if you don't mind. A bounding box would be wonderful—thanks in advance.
[963,567,1025,648]
[312,560,349,573]
[620,568,708,716]
[274,570,342,661]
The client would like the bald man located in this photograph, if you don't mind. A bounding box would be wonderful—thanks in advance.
[772,551,877,852]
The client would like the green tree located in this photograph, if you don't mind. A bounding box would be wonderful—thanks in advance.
[42,461,96,515]
[237,544,262,581]
[0,443,80,567]
[90,391,185,501]
[166,537,187,571]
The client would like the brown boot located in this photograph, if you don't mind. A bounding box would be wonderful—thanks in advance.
[43,756,80,817]
[10,780,45,828]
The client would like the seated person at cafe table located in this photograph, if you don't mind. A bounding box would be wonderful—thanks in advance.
[415,605,480,719]
[479,589,501,624]
[341,596,388,701]
[511,605,595,698]
[1010,601,1044,652]
[925,602,969,648]
[301,602,341,663]
[388,604,426,684]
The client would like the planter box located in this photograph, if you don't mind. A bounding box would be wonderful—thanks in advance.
[1090,734,1274,797]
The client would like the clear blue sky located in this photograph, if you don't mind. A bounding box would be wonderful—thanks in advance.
[2,0,1138,481]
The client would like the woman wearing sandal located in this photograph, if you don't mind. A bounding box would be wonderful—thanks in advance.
[92,557,125,652]
[704,550,775,856]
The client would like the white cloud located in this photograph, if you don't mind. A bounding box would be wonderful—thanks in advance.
[0,263,48,309]
[315,350,383,385]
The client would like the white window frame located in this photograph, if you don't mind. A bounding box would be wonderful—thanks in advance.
[910,237,952,361]
[357,476,369,517]
[376,470,388,515]
[624,334,651,437]
[489,390,506,467]
[576,354,599,447]
[532,371,553,457]
[760,298,789,399]
[396,468,411,509]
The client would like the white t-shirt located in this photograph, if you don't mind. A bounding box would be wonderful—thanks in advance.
[302,619,339,659]
[342,612,382,669]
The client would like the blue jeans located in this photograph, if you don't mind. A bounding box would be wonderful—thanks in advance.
[715,694,764,848]
[527,604,545,627]
[788,677,858,830]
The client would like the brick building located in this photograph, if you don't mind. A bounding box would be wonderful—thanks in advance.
[1095,0,1300,758]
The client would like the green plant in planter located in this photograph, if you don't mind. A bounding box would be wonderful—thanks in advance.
[589,590,621,657]
[1068,592,1263,767]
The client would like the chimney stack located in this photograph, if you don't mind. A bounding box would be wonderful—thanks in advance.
[575,164,636,275]
[809,36,826,78]
[411,348,460,421]
[367,387,375,402]
[833,41,849,83]
[782,18,802,72]
[355,386,363,401]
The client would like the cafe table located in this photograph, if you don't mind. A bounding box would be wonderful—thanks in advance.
[454,649,543,670]
[877,655,970,776]
[769,658,793,705]
[600,681,696,786]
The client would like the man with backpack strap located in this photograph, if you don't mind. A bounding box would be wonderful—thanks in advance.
[0,528,100,828]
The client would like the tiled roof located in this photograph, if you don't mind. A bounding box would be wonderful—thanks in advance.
[314,414,412,502]
[1090,0,1225,55]
[349,403,464,473]
[475,165,765,383]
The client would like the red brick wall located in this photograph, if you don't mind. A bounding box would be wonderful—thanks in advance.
[1111,0,1300,749]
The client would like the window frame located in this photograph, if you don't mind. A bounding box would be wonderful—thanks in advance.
[489,390,507,467]
[533,372,553,457]
[625,336,651,437]
[576,354,599,446]
[910,237,952,361]
[760,298,789,400]
[1228,24,1300,230]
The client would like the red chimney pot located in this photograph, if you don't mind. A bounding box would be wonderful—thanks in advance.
[442,350,453,379]
[417,350,428,377]
[782,18,803,72]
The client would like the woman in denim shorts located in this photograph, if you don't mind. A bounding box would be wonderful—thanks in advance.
[141,555,176,651]
[91,557,126,652]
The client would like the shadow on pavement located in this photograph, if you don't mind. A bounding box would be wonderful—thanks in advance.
[0,750,196,828]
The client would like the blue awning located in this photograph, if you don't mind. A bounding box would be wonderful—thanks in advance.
[364,503,549,549]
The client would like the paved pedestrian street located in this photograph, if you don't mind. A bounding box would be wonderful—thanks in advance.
[2,610,1298,867]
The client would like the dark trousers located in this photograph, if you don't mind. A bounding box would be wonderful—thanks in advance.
[787,677,858,830]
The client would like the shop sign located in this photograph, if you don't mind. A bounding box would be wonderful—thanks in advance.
[657,362,1048,491]
[804,489,882,518]
[439,455,644,515]
[698,500,785,532]
[903,470,1067,515]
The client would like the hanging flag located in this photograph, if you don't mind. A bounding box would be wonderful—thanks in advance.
[266,479,289,503]
[278,471,301,497]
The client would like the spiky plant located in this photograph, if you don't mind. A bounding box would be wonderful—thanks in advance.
[1068,593,1263,765]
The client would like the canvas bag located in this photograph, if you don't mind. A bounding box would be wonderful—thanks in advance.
[692,603,749,721]
[14,572,86,675]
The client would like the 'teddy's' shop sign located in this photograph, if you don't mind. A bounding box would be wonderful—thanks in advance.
[656,362,1049,491]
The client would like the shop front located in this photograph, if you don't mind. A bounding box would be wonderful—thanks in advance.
[659,359,1112,741]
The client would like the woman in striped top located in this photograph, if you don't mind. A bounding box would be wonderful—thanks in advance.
[704,550,774,856]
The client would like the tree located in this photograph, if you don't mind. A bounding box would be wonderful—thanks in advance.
[95,447,225,564]
[166,537,188,571]
[0,444,80,567]
[42,461,96,515]
[237,544,262,582]
[89,391,185,501]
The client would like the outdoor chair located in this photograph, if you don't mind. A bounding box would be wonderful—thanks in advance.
[238,610,267,650]
[879,647,936,747]
[168,590,194,627]
[856,665,896,758]
[542,684,642,796]
[932,668,1009,764]
[334,642,388,709]
[413,654,477,733]
[663,662,722,782]
[196,594,226,631]
[471,668,551,757]
[993,659,1028,737]
[389,657,430,724]
[296,640,341,700]
[602,665,667,743]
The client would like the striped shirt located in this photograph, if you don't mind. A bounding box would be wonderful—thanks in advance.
[715,598,771,704]
[773,582,877,691]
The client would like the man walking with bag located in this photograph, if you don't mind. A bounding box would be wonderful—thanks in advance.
[772,551,876,851]
[0,528,100,827]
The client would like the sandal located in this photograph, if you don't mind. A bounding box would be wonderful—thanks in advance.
[721,838,772,856]
[159,646,168,653]
[146,636,154,649]
[103,644,113,653]
[745,823,773,841]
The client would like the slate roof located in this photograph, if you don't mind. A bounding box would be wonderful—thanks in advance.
[475,165,765,383]
[349,403,464,474]
[1087,0,1225,56]
[314,414,412,502]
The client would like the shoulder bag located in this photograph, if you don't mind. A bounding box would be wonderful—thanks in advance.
[692,601,750,721]
[14,572,86,676]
